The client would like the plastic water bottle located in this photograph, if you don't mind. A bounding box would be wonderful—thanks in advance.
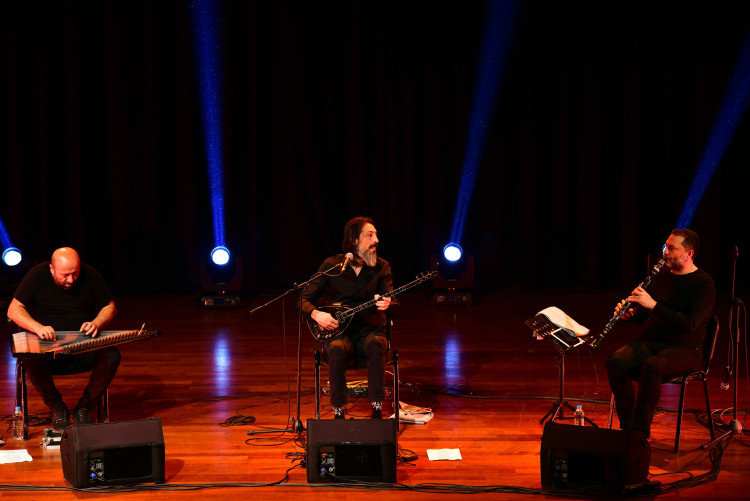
[574,405,585,426]
[12,406,24,440]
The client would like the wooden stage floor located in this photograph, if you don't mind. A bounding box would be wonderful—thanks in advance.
[1,291,748,500]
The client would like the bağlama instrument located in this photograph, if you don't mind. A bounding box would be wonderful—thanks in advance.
[307,271,437,341]
[10,328,161,358]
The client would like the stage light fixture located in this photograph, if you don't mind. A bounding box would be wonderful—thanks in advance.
[210,246,230,266]
[2,247,22,267]
[1,246,27,302]
[199,249,243,309]
[430,252,475,306]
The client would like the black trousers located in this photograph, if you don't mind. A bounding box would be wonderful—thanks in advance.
[325,326,387,408]
[606,339,702,436]
[24,347,121,412]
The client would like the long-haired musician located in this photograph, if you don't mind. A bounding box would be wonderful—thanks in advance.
[301,217,393,420]
[7,247,120,431]
[605,229,715,439]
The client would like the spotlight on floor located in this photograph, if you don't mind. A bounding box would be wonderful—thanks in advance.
[430,245,474,306]
[2,247,22,267]
[199,247,243,308]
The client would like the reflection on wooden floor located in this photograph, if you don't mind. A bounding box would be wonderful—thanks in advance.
[1,292,747,500]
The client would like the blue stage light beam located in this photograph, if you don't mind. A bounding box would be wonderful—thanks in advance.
[677,28,750,228]
[0,216,13,251]
[190,0,227,251]
[449,0,518,248]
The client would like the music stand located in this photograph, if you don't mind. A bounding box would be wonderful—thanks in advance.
[525,309,597,427]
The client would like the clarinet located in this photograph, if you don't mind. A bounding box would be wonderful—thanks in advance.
[589,258,666,350]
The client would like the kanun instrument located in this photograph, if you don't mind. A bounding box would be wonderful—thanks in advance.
[11,328,161,358]
[589,258,666,350]
[307,271,437,341]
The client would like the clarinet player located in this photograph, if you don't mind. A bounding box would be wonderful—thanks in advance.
[605,229,715,439]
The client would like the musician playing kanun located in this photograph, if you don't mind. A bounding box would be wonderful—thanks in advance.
[7,247,119,431]
[606,229,715,439]
[301,217,393,420]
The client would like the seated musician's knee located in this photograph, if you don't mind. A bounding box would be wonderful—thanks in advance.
[606,353,625,375]
[364,335,387,356]
[99,347,122,369]
[326,340,348,361]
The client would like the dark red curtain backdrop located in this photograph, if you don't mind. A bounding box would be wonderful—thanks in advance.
[2,1,748,296]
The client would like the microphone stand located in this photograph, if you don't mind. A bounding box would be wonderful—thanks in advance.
[704,246,744,449]
[246,263,342,435]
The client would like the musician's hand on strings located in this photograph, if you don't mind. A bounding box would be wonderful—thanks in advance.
[312,310,338,330]
[80,322,100,337]
[374,294,391,311]
[628,286,656,310]
[35,326,57,341]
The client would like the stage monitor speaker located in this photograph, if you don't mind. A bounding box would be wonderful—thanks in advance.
[306,418,397,483]
[540,421,650,492]
[60,418,166,488]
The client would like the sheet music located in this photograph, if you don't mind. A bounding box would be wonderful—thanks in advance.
[537,306,589,337]
[0,449,33,464]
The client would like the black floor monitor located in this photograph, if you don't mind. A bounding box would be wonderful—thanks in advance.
[306,418,397,483]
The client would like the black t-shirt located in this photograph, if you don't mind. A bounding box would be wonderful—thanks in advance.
[13,261,114,331]
[637,267,716,348]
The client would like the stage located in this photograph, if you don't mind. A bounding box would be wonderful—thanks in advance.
[1,291,747,499]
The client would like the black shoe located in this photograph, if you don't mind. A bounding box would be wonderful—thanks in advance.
[333,407,345,420]
[52,406,70,432]
[73,407,93,426]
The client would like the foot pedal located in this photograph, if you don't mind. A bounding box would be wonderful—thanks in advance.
[42,428,63,449]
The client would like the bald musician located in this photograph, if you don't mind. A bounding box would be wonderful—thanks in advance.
[7,247,120,431]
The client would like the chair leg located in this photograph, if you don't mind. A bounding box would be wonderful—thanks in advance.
[97,389,110,423]
[15,360,29,440]
[702,378,715,441]
[674,380,688,454]
[608,393,615,429]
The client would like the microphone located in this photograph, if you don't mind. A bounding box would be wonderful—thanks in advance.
[721,366,732,391]
[340,252,353,272]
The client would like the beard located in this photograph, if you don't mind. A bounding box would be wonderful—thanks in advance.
[665,255,685,272]
[359,246,378,267]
